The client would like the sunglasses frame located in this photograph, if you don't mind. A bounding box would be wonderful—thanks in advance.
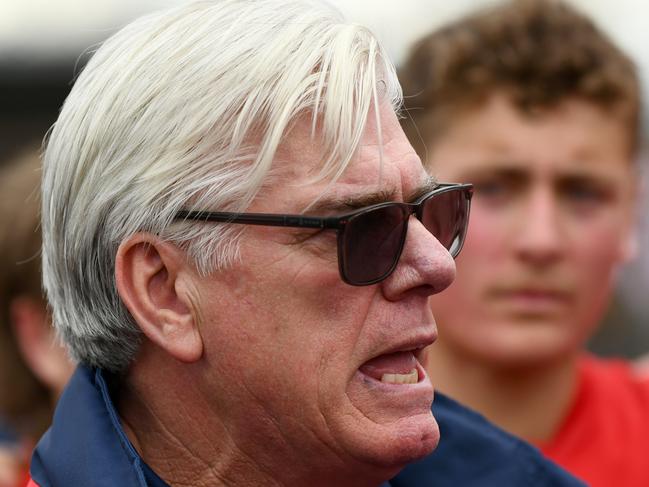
[175,182,473,286]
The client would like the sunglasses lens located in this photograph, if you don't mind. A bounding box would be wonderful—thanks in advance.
[421,189,470,258]
[341,205,408,285]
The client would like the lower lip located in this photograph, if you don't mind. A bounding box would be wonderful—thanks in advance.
[495,292,570,312]
[349,360,435,420]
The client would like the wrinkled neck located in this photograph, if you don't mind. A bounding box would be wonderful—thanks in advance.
[115,353,390,487]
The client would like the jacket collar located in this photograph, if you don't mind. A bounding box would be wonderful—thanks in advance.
[30,365,166,487]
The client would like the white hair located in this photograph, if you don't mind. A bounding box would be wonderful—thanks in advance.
[41,0,402,371]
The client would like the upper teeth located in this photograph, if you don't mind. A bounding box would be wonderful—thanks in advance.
[381,369,418,384]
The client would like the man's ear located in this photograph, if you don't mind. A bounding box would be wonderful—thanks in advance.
[115,234,203,363]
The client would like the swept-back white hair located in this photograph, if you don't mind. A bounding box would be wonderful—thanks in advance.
[42,0,401,371]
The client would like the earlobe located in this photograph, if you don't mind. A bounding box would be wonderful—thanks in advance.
[115,234,203,364]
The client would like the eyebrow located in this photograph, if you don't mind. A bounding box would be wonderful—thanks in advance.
[475,166,529,183]
[463,164,614,185]
[305,176,438,215]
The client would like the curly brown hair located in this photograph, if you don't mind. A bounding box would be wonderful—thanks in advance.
[399,0,641,158]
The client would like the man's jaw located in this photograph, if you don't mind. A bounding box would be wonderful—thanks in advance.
[343,335,439,466]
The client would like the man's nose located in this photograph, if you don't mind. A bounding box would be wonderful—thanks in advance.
[381,216,456,300]
[512,190,564,266]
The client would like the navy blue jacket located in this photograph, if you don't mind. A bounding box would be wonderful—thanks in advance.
[392,394,586,486]
[30,366,584,486]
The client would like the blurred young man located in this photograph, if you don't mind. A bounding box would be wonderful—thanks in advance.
[400,1,647,486]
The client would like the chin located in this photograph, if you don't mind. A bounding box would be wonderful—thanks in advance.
[343,412,440,469]
[470,329,581,369]
[386,420,440,465]
[335,370,440,469]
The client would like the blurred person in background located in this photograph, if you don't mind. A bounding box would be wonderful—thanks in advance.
[0,149,74,487]
[399,0,647,486]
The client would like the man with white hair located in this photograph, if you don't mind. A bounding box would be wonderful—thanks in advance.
[30,1,584,486]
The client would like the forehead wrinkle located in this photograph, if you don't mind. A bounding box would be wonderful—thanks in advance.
[304,175,438,215]
[267,110,431,214]
[306,188,398,214]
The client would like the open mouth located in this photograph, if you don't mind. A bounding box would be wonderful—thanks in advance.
[359,349,425,385]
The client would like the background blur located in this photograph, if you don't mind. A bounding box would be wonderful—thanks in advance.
[1,0,648,357]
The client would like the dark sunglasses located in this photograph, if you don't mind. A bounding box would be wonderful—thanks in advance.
[175,182,473,286]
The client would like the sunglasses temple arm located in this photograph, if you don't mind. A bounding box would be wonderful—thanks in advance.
[175,211,342,230]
